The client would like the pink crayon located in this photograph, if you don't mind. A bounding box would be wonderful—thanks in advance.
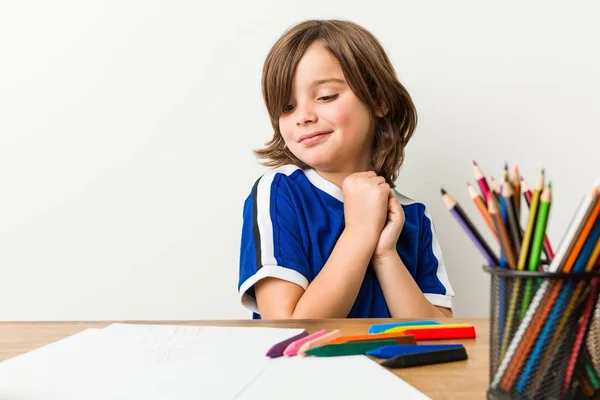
[298,330,341,356]
[283,329,328,356]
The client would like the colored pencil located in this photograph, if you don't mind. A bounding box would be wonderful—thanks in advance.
[448,165,599,395]
[516,220,600,393]
[499,182,523,356]
[580,346,600,392]
[497,194,509,357]
[529,277,593,395]
[473,160,492,205]
[522,177,554,262]
[490,176,502,204]
[517,170,544,271]
[488,193,517,270]
[562,243,600,394]
[521,178,532,208]
[441,188,499,266]
[520,183,552,316]
[503,182,522,255]
[467,182,498,243]
[503,199,600,392]
[499,280,521,359]
[494,183,600,390]
[513,165,521,213]
[445,165,600,394]
[499,197,509,268]
[502,162,510,192]
[498,184,522,358]
[491,181,599,390]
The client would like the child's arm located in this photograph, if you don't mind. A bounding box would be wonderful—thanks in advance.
[372,194,453,318]
[254,171,390,319]
[373,253,452,318]
[255,227,376,318]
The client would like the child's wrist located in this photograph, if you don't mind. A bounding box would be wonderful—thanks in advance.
[343,225,379,248]
[372,250,400,267]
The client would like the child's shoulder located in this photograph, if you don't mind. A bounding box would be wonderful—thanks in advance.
[392,190,427,210]
[244,165,307,201]
[249,164,306,188]
[257,164,304,182]
[392,190,434,224]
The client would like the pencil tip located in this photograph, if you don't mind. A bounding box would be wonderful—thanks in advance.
[548,181,552,189]
[472,160,478,166]
[441,188,447,195]
[504,162,508,170]
[541,168,545,175]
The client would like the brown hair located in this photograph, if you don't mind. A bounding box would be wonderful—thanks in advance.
[255,19,417,187]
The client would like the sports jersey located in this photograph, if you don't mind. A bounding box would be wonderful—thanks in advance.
[238,165,454,318]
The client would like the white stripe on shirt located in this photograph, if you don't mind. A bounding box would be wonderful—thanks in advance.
[255,165,300,267]
[394,190,455,302]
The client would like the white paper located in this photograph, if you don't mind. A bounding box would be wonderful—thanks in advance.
[0,323,429,400]
[239,355,431,400]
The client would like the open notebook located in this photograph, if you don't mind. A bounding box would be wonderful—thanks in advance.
[0,323,430,400]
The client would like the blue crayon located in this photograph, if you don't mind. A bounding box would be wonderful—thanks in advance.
[367,344,464,359]
[368,320,440,334]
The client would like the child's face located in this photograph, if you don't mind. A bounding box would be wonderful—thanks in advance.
[279,42,374,174]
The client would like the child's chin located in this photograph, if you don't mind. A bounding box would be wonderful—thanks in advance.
[302,157,338,172]
[297,148,340,171]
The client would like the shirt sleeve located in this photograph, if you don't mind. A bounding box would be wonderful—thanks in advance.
[238,172,311,314]
[415,205,455,309]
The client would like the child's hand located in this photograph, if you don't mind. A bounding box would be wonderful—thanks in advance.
[342,171,390,238]
[373,192,405,260]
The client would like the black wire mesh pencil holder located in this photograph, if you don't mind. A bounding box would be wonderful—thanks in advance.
[484,265,600,400]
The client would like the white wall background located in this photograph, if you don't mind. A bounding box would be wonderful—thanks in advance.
[1,0,599,320]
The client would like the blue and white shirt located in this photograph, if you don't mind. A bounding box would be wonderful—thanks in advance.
[238,165,454,319]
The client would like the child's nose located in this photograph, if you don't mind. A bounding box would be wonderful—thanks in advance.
[296,106,318,126]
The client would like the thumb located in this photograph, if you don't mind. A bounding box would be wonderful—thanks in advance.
[387,193,403,221]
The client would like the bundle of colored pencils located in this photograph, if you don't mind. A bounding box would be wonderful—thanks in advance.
[441,162,600,398]
[441,161,554,271]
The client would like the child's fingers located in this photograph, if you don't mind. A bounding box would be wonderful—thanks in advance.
[387,194,401,212]
[387,195,403,221]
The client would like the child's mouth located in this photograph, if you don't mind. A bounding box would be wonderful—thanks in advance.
[299,131,332,146]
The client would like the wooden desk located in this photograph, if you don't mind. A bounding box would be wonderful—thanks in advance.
[0,318,490,399]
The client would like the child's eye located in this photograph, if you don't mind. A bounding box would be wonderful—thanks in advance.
[282,104,295,113]
[318,94,339,101]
